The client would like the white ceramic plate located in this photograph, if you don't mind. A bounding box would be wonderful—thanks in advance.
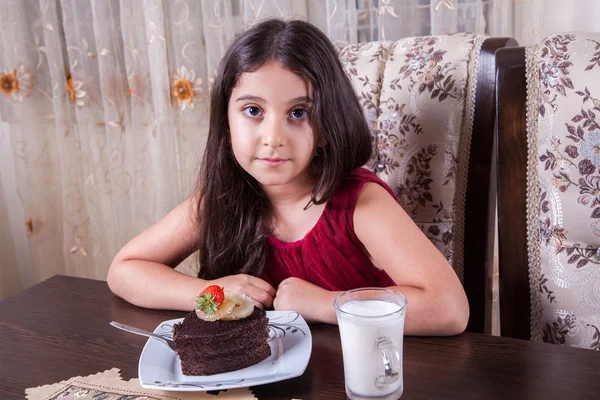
[138,311,312,391]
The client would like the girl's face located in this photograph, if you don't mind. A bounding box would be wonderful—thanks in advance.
[227,62,318,191]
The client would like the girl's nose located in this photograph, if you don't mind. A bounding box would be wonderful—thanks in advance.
[261,116,286,147]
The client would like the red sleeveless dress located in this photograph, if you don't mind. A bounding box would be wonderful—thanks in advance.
[262,168,397,290]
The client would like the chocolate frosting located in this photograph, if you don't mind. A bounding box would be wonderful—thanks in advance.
[173,307,271,376]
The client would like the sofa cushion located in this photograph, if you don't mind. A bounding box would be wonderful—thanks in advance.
[525,32,600,350]
[339,34,486,282]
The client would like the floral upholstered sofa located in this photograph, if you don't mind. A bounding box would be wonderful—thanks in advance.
[340,34,517,333]
[497,32,600,349]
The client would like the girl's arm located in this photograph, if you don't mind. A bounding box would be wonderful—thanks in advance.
[274,183,469,335]
[353,182,469,336]
[107,196,275,311]
[107,196,206,310]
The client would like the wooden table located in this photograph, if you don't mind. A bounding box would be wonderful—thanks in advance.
[1,275,599,399]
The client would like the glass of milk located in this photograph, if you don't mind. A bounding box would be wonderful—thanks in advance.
[334,288,407,400]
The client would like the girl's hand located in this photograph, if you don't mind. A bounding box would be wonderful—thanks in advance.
[273,277,339,324]
[211,274,276,310]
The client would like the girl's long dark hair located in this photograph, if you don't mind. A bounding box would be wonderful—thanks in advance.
[196,19,372,280]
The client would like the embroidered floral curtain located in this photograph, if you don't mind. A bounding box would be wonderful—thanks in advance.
[2,0,599,301]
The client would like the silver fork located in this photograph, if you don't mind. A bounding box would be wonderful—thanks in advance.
[110,321,177,352]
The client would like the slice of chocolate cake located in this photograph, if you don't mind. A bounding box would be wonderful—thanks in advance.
[173,307,271,375]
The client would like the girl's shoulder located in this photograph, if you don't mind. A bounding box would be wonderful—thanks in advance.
[337,167,397,203]
[325,167,399,229]
[346,166,379,181]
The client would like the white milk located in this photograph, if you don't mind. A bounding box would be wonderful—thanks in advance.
[338,300,405,399]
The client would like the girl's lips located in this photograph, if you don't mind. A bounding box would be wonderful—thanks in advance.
[257,158,289,166]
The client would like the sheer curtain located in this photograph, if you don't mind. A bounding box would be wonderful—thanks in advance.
[2,0,599,301]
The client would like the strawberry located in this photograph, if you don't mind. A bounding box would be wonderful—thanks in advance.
[196,285,225,315]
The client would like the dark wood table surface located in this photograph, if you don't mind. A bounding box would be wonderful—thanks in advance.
[1,275,599,399]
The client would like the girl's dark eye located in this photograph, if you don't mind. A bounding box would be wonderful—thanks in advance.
[244,106,262,117]
[290,108,308,119]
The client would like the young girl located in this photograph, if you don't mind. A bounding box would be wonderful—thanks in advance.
[108,19,469,336]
